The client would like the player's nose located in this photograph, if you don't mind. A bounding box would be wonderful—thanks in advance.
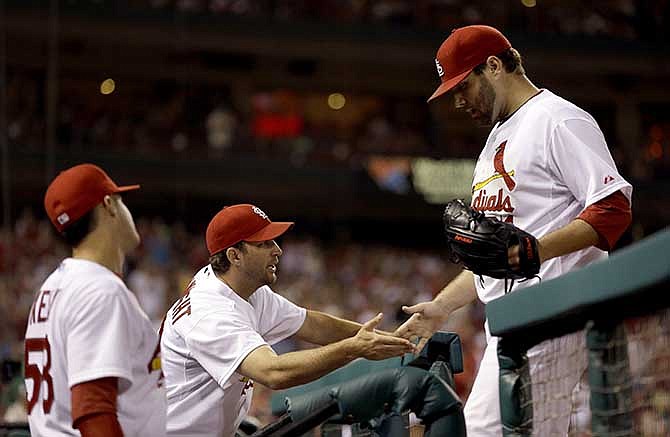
[270,240,283,256]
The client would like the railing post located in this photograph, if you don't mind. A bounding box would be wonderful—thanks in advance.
[585,320,633,436]
[498,337,533,437]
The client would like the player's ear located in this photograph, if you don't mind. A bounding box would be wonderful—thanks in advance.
[225,246,242,266]
[486,56,502,75]
[99,194,117,217]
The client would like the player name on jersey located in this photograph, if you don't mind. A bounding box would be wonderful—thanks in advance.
[27,289,61,325]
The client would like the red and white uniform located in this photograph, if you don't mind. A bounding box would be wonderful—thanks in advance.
[464,90,632,436]
[161,265,306,437]
[24,258,166,437]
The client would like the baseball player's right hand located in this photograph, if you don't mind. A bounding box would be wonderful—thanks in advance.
[394,301,447,354]
[352,313,416,360]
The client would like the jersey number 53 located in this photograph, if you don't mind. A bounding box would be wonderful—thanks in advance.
[24,337,55,414]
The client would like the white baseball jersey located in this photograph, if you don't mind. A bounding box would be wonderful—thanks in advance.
[471,89,632,305]
[464,90,632,437]
[161,265,306,437]
[24,258,166,437]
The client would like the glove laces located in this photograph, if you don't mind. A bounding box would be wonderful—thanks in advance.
[479,274,542,295]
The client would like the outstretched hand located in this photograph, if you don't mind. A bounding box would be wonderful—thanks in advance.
[394,301,446,354]
[353,313,416,360]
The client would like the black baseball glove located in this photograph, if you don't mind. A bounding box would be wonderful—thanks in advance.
[442,199,540,280]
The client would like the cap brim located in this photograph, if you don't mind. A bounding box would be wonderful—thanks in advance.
[245,222,294,242]
[115,184,141,192]
[427,69,473,102]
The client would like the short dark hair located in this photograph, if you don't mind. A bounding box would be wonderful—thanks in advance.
[209,241,246,275]
[60,210,95,247]
[473,48,525,75]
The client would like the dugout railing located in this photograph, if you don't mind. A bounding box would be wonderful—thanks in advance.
[264,332,467,437]
[486,227,670,436]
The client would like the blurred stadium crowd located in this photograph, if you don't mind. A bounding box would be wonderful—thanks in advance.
[125,0,668,42]
[6,73,670,180]
[6,71,449,164]
[0,210,486,425]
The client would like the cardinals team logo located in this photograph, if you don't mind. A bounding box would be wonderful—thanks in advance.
[435,59,444,77]
[472,140,516,193]
[472,140,516,222]
[252,206,269,221]
[493,141,516,191]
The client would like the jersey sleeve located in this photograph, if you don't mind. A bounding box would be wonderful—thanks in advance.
[254,287,307,345]
[66,284,134,388]
[548,117,632,208]
[184,309,268,388]
[577,190,632,250]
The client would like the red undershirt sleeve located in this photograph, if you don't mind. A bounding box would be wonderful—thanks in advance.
[71,377,124,437]
[577,190,632,251]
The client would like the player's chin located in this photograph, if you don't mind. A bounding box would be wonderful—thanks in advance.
[265,271,277,284]
[123,231,141,252]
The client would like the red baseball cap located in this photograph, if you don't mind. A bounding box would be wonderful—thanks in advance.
[428,25,511,102]
[206,204,294,256]
[44,163,140,232]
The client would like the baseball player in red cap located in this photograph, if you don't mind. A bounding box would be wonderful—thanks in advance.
[24,164,166,436]
[396,25,632,435]
[160,204,416,437]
